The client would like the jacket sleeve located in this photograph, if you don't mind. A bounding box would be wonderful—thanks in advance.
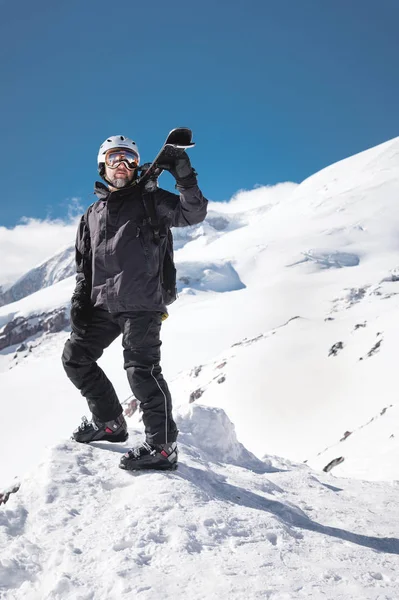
[155,183,208,228]
[73,210,92,299]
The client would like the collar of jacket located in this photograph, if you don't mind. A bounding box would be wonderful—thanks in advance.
[94,181,143,201]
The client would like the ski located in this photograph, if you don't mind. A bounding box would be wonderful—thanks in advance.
[134,127,195,190]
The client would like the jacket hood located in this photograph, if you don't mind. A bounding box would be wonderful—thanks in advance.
[94,181,110,200]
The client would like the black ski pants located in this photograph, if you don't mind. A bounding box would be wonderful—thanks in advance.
[61,308,178,445]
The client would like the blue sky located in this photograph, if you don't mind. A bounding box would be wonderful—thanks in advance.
[1,0,398,227]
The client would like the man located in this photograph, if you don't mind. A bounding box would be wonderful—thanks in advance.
[62,134,208,471]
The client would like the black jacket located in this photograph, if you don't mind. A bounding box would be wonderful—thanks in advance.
[74,181,208,313]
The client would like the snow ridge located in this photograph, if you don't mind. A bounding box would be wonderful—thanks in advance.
[0,246,75,308]
[1,405,398,600]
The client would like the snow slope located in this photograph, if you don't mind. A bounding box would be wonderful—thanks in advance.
[1,137,399,486]
[1,406,398,600]
[0,245,75,307]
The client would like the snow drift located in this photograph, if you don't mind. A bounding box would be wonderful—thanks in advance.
[1,405,398,600]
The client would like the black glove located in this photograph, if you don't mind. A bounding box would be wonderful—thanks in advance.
[160,151,198,188]
[70,294,93,336]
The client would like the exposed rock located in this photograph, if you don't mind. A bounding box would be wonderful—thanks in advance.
[0,482,20,506]
[340,431,352,442]
[191,365,202,378]
[328,341,344,357]
[380,267,399,283]
[368,339,382,357]
[360,338,383,361]
[323,456,344,473]
[0,307,69,351]
[232,334,264,348]
[331,286,368,312]
[123,398,140,418]
[371,288,382,296]
[217,376,226,384]
[189,388,204,403]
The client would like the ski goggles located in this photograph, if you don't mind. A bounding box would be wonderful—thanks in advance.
[104,148,139,170]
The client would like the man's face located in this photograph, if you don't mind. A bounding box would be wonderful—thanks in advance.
[104,148,139,189]
[105,161,136,189]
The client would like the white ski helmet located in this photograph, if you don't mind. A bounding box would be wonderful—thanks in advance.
[97,135,140,169]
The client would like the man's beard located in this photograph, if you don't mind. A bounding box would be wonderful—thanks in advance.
[108,172,134,188]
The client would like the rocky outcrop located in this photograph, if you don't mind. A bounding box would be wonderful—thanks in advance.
[0,482,20,506]
[0,308,69,351]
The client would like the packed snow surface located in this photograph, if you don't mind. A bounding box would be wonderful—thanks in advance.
[1,406,398,600]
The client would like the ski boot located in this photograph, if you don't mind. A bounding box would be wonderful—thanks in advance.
[119,441,178,471]
[72,414,129,443]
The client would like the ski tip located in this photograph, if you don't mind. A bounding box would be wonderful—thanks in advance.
[169,126,192,135]
[166,127,194,147]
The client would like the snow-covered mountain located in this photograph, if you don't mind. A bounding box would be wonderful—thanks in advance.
[0,246,76,350]
[2,137,399,600]
[1,137,399,485]
[0,245,75,308]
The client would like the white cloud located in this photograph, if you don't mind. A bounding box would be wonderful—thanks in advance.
[0,187,300,290]
[209,182,298,214]
[0,199,83,288]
